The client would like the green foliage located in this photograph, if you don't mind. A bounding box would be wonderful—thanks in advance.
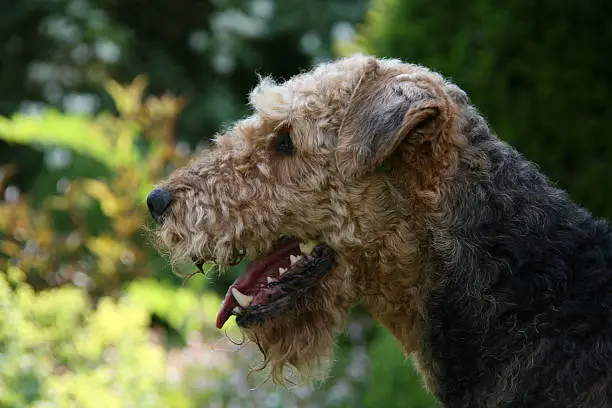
[0,77,192,294]
[346,0,612,219]
[363,330,438,408]
[0,109,139,170]
[125,278,233,341]
[2,268,354,407]
[0,267,182,407]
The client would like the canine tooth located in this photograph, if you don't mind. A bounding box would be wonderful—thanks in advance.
[289,255,302,265]
[267,277,277,284]
[278,267,288,275]
[232,306,243,315]
[231,288,253,308]
[299,241,317,255]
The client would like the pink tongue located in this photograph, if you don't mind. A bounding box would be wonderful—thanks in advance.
[215,240,301,329]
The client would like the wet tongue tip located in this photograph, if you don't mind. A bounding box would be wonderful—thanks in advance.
[216,287,238,329]
[216,304,234,329]
[215,311,229,329]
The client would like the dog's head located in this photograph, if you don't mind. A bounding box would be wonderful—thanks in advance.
[148,55,467,383]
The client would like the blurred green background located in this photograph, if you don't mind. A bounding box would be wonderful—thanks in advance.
[0,0,610,407]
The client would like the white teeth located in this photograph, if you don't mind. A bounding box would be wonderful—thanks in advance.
[232,306,244,315]
[231,288,253,308]
[267,276,277,284]
[289,254,302,265]
[278,267,288,276]
[299,241,317,255]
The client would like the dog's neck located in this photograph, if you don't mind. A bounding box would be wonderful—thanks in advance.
[406,123,610,405]
[349,109,612,405]
[417,135,602,404]
[343,166,437,357]
[344,127,465,349]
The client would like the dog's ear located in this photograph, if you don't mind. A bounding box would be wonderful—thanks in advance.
[335,60,451,179]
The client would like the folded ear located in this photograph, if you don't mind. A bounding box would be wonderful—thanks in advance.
[335,61,452,179]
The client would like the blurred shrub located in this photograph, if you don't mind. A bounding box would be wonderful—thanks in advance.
[0,267,375,408]
[0,76,190,294]
[363,330,437,408]
[0,267,186,407]
[341,0,612,219]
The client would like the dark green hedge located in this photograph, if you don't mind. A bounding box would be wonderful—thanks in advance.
[355,0,612,218]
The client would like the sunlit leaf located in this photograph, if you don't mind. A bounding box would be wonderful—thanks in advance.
[82,179,122,217]
[0,240,21,257]
[86,235,124,261]
[0,110,141,169]
[105,75,148,118]
[36,229,54,247]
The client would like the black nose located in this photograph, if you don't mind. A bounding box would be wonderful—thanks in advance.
[147,188,172,222]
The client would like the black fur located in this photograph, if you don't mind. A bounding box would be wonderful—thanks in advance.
[422,105,612,407]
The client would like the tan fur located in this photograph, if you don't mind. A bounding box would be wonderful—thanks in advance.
[152,54,467,385]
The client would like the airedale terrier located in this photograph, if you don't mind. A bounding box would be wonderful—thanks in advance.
[148,55,612,407]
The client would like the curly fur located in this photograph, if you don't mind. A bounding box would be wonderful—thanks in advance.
[151,54,612,406]
[420,104,612,407]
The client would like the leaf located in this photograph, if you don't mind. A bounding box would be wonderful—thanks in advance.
[0,110,141,169]
[0,240,21,257]
[82,179,123,217]
[105,75,148,117]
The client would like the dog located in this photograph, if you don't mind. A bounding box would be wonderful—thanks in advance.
[148,54,612,407]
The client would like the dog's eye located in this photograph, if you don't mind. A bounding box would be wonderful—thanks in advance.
[274,128,295,155]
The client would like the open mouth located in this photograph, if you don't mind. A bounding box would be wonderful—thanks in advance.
[210,237,335,329]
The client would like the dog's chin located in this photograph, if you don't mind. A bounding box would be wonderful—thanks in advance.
[241,255,348,384]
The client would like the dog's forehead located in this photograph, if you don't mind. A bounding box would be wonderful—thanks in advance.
[248,55,424,123]
[286,54,376,91]
[248,55,369,121]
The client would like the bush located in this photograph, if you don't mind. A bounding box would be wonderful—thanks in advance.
[2,268,373,408]
[363,330,437,408]
[0,76,190,294]
[341,0,612,219]
[0,267,183,407]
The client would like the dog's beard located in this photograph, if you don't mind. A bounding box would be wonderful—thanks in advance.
[215,241,352,385]
[241,269,351,385]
